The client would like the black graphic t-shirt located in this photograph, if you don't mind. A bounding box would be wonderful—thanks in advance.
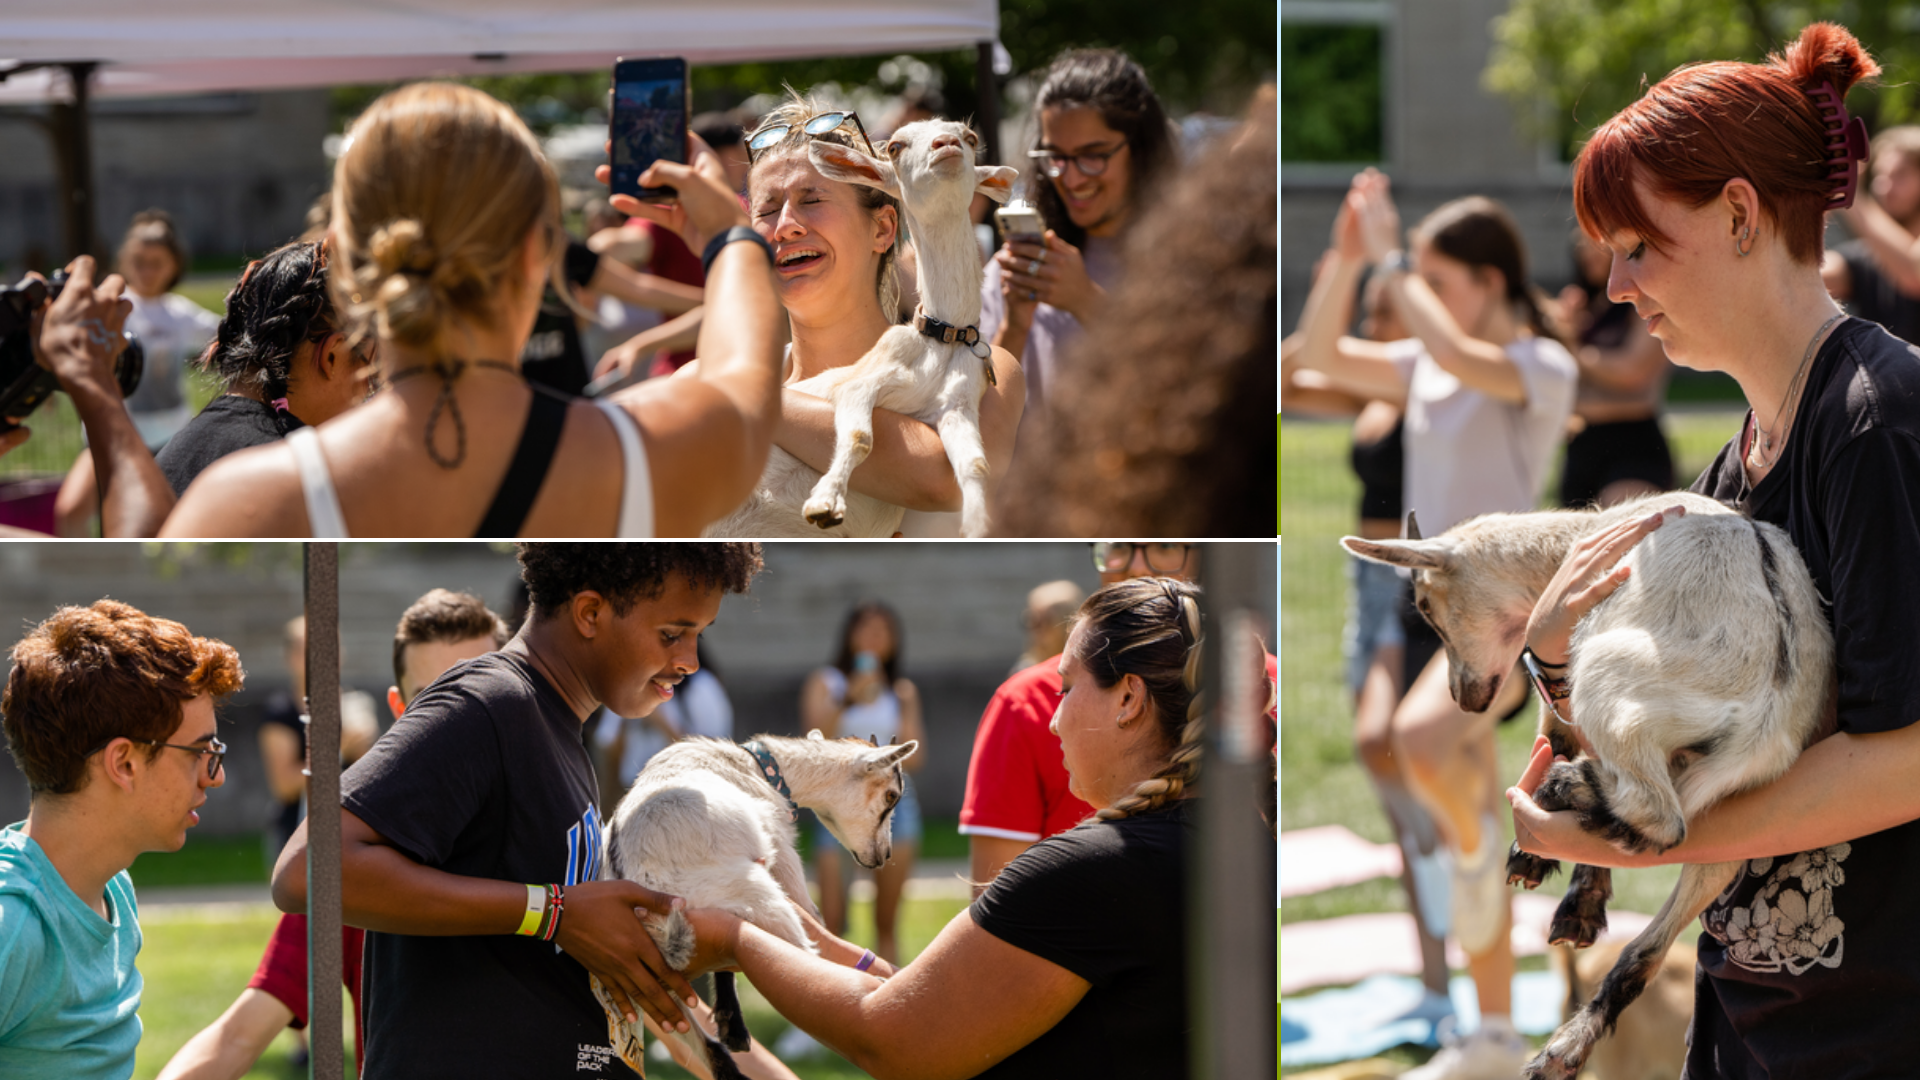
[1688,317,1920,1077]
[342,650,628,1080]
[967,802,1190,1079]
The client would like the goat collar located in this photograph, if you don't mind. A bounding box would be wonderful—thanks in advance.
[912,308,996,376]
[743,739,799,822]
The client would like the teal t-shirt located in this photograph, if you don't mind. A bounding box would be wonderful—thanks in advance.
[0,821,143,1079]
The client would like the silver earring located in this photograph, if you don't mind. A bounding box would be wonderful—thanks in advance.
[1737,226,1754,257]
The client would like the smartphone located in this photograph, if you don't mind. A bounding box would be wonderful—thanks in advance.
[610,57,687,202]
[994,203,1044,245]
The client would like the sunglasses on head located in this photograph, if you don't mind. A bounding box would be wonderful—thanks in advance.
[746,111,876,165]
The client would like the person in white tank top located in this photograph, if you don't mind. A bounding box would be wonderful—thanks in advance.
[159,82,785,538]
[800,601,926,966]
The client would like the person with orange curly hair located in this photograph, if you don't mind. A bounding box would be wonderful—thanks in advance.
[0,599,244,1077]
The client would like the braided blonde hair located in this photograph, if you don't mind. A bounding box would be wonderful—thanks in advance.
[1070,577,1206,822]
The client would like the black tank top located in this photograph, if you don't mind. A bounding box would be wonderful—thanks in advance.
[1350,417,1404,522]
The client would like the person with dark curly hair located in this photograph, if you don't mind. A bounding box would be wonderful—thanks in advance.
[996,103,1274,535]
[981,48,1176,438]
[0,599,244,1077]
[155,240,373,496]
[272,543,765,1080]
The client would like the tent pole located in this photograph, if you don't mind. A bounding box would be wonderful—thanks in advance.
[1190,543,1277,1079]
[975,41,1001,166]
[49,63,100,262]
[303,543,345,1080]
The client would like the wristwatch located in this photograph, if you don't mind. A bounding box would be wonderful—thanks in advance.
[1379,249,1413,276]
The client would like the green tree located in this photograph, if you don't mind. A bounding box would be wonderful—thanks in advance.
[1485,1,1916,161]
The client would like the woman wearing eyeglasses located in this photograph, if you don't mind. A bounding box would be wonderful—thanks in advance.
[982,49,1176,438]
[696,94,1024,535]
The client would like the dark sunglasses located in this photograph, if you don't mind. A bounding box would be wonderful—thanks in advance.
[746,111,876,164]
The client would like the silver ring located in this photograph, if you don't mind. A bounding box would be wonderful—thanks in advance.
[1028,258,1041,276]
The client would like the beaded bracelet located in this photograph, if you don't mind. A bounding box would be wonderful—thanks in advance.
[540,883,566,942]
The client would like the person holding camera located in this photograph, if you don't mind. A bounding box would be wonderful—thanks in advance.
[1,256,178,537]
[160,81,782,538]
[982,49,1176,441]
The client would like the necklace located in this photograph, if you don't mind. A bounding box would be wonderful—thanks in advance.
[385,358,522,470]
[1749,312,1845,469]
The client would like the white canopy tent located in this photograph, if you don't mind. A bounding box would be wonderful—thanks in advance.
[0,0,1003,257]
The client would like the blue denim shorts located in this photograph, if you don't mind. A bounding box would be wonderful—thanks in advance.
[1344,555,1406,694]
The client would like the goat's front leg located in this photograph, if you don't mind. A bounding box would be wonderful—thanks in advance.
[934,403,991,538]
[803,377,886,529]
[1508,756,1614,946]
[1525,860,1741,1080]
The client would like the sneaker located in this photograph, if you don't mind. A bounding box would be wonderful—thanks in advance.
[1450,812,1509,955]
[1403,1018,1531,1080]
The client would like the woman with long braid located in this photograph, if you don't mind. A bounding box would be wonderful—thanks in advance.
[155,240,372,495]
[672,577,1269,1080]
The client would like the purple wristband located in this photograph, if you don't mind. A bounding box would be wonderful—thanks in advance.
[854,949,877,972]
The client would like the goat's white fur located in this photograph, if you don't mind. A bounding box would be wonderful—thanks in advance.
[596,731,918,1078]
[1344,491,1834,1080]
[704,119,1018,538]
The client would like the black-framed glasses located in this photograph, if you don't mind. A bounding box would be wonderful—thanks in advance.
[88,735,227,780]
[1026,142,1128,179]
[746,111,876,165]
[1090,542,1193,574]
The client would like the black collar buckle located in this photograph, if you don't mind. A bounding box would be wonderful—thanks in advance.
[912,310,996,385]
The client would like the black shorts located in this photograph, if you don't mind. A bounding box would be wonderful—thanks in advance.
[1559,416,1675,508]
[1398,579,1532,724]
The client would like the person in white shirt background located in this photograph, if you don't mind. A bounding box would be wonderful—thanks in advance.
[54,210,219,536]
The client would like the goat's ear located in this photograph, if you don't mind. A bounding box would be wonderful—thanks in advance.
[974,165,1019,204]
[866,741,919,770]
[807,729,825,741]
[809,140,900,198]
[1341,535,1454,571]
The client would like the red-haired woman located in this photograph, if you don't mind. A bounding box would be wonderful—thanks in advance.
[1510,22,1920,1075]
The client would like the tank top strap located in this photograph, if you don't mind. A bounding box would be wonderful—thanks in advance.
[285,427,350,538]
[593,399,654,537]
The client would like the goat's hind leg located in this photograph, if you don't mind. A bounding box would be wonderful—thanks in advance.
[1525,860,1740,1080]
[934,403,992,537]
[803,377,886,529]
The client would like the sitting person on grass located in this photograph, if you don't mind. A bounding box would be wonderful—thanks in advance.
[0,600,243,1077]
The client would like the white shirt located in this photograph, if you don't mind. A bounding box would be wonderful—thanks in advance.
[1387,335,1578,533]
[124,291,220,447]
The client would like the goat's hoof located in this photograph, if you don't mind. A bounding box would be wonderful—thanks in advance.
[1548,907,1608,949]
[802,494,846,529]
[1524,1033,1588,1080]
[1505,842,1556,890]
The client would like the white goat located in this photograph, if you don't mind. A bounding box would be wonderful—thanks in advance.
[704,119,1018,538]
[1344,491,1833,1080]
[594,731,918,1080]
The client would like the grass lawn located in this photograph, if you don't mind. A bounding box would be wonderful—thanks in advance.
[135,895,970,1080]
[1279,407,1749,1067]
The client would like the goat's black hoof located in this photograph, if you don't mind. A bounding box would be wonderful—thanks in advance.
[1506,841,1557,890]
[717,1011,751,1053]
[1548,891,1609,948]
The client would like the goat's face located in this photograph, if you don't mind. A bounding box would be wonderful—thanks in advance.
[811,735,919,869]
[1342,533,1531,713]
[809,120,1018,218]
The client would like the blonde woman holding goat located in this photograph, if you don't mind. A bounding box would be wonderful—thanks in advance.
[669,578,1242,1080]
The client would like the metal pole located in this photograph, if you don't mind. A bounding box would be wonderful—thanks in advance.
[304,543,344,1080]
[1191,543,1277,1078]
[49,63,100,262]
[975,41,1001,167]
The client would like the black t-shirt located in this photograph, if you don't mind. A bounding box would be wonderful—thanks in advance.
[155,395,303,495]
[1686,317,1920,1078]
[341,650,628,1080]
[967,803,1190,1079]
[259,689,305,836]
[1838,239,1920,347]
[520,242,602,399]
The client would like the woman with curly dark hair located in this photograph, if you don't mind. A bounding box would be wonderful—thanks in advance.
[981,48,1176,438]
[154,239,373,495]
[996,105,1274,535]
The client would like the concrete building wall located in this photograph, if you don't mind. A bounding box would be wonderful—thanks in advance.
[0,90,332,273]
[0,543,1276,835]
[1281,0,1578,331]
